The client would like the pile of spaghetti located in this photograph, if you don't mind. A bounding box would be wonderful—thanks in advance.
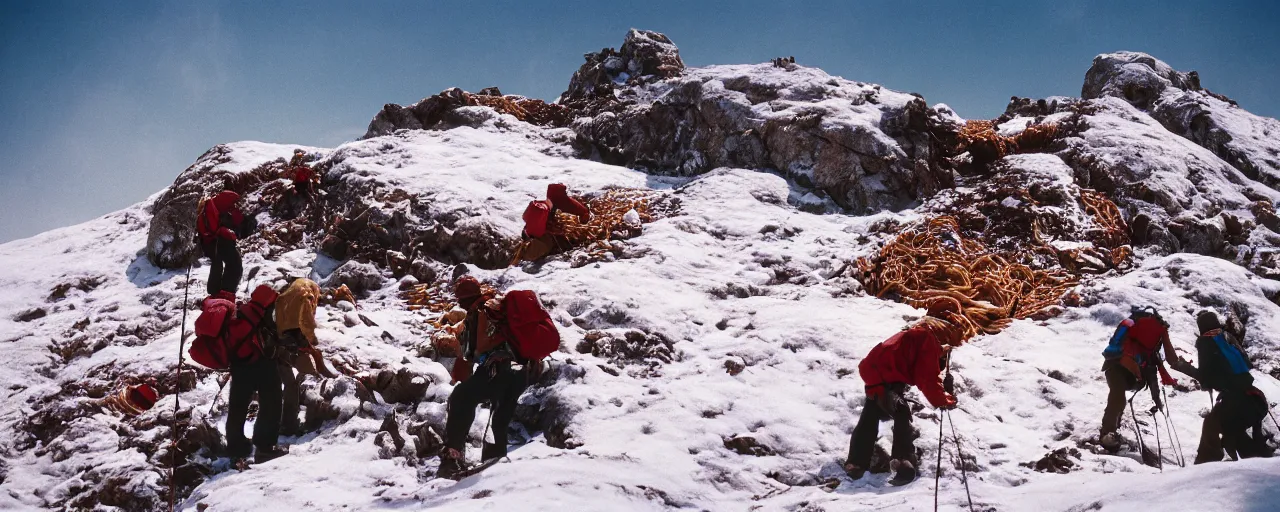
[857,216,1079,341]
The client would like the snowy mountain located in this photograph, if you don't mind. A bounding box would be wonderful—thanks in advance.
[3,30,1280,511]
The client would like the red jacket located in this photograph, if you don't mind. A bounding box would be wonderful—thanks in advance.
[859,327,954,408]
[292,165,315,184]
[197,190,244,245]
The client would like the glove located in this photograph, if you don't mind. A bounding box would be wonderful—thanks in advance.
[1149,404,1163,414]
[940,395,958,410]
[943,372,956,395]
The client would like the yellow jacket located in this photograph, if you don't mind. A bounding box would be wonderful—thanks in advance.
[276,278,320,346]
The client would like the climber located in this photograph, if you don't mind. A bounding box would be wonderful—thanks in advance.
[437,276,534,479]
[273,277,330,436]
[1097,307,1185,452]
[196,189,255,295]
[844,302,962,485]
[289,149,318,198]
[516,183,591,262]
[1171,311,1273,463]
[223,284,289,465]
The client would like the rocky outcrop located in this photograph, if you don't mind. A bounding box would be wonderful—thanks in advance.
[1083,51,1280,190]
[145,145,290,269]
[559,28,686,110]
[363,87,572,139]
[568,58,958,212]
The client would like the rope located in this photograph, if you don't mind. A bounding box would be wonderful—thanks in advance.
[169,264,193,512]
[945,410,976,512]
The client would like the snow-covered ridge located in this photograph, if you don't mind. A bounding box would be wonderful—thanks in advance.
[3,31,1280,511]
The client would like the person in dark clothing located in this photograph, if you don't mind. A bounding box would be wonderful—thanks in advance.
[197,190,253,295]
[437,276,533,479]
[845,303,962,485]
[1171,311,1273,463]
[222,284,288,464]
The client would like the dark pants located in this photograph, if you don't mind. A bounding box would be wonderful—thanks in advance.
[1101,360,1159,436]
[226,357,282,457]
[848,383,915,467]
[445,360,529,458]
[276,330,306,435]
[278,362,302,435]
[205,237,243,296]
[1196,393,1270,464]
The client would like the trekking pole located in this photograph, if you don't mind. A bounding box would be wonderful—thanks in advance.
[1151,411,1163,472]
[207,373,231,415]
[1126,391,1148,459]
[169,263,193,512]
[934,416,944,512]
[945,410,976,512]
[1160,386,1186,467]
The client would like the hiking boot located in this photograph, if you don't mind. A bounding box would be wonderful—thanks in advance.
[1100,432,1122,453]
[481,442,506,461]
[437,448,465,480]
[888,459,917,486]
[254,445,289,464]
[843,462,866,480]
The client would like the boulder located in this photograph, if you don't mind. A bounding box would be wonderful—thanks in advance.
[325,260,384,297]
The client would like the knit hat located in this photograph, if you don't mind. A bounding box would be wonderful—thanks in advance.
[1196,310,1222,334]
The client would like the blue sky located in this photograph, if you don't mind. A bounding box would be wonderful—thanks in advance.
[2,1,1277,242]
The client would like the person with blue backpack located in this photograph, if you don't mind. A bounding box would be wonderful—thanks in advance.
[1172,311,1274,463]
[1098,307,1182,452]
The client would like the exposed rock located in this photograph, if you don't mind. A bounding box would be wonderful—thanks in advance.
[569,59,957,212]
[723,435,776,457]
[325,260,384,297]
[1083,51,1280,191]
[362,87,572,139]
[15,307,47,322]
[145,145,288,269]
[1082,51,1202,109]
[363,367,431,404]
[1020,447,1082,473]
[559,29,685,109]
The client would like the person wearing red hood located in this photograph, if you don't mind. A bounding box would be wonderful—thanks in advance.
[196,190,253,295]
[844,304,962,485]
[517,183,591,262]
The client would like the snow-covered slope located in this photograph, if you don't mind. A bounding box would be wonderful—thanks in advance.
[3,34,1280,512]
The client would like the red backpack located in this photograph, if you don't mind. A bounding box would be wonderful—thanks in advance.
[501,290,560,361]
[522,200,553,238]
[188,286,278,370]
